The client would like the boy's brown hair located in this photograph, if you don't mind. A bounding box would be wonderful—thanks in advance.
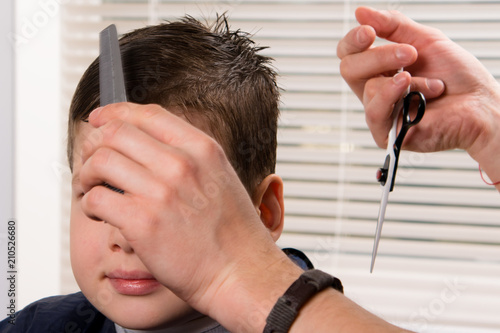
[67,15,280,194]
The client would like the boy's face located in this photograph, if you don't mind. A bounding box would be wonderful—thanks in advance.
[70,117,209,329]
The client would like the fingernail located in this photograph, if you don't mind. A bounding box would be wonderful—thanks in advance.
[426,78,445,93]
[357,27,368,44]
[89,107,103,120]
[393,72,407,86]
[396,46,413,61]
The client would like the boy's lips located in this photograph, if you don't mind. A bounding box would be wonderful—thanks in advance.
[106,270,161,296]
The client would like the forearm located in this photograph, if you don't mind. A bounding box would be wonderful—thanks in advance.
[290,288,412,333]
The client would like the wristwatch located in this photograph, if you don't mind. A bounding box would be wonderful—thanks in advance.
[263,249,344,333]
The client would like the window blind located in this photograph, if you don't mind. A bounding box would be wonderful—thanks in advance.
[60,1,500,331]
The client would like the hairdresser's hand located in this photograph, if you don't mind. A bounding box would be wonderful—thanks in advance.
[78,102,303,330]
[337,7,500,184]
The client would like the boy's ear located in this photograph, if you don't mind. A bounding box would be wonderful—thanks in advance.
[251,174,285,242]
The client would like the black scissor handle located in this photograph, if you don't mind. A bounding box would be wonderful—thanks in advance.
[403,91,426,125]
[395,91,426,150]
[383,91,426,192]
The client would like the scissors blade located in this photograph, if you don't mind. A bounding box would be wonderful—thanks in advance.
[370,113,399,273]
[371,180,391,273]
[99,24,127,106]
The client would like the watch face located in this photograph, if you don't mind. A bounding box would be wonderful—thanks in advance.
[282,248,314,270]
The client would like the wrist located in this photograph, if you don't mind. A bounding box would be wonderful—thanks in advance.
[264,269,343,333]
[206,245,303,332]
[466,83,500,191]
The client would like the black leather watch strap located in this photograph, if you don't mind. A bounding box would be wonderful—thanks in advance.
[263,269,343,333]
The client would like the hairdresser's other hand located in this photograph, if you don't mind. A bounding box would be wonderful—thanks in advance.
[337,7,500,184]
[78,102,303,330]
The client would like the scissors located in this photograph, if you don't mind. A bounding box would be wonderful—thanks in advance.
[370,88,426,273]
[99,24,127,194]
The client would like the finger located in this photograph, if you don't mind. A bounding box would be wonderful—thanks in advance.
[81,183,144,230]
[336,25,376,59]
[79,146,157,197]
[340,43,417,93]
[363,74,445,105]
[81,119,182,178]
[88,103,206,148]
[410,77,445,99]
[355,6,446,47]
[363,72,412,148]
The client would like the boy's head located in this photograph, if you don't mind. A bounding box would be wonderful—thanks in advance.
[68,15,283,329]
[68,15,280,195]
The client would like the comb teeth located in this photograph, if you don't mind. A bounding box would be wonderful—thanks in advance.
[104,183,124,194]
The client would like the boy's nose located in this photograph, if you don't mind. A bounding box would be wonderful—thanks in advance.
[107,223,134,253]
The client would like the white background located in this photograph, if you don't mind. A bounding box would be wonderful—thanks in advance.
[0,0,14,317]
[13,0,62,309]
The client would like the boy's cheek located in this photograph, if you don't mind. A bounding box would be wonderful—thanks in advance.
[70,201,104,250]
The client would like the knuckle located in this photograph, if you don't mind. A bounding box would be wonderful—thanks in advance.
[102,119,127,141]
[336,40,346,59]
[81,129,104,153]
[83,187,104,213]
[200,136,224,159]
[339,58,353,80]
[142,104,166,119]
[80,138,95,162]
[336,36,355,60]
[151,183,173,204]
[364,108,377,126]
[104,102,131,119]
[89,147,113,171]
[363,79,379,101]
[170,155,197,179]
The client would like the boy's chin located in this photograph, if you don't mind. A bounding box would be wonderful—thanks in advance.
[90,288,197,330]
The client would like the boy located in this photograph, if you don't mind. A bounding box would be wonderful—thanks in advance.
[1,15,294,332]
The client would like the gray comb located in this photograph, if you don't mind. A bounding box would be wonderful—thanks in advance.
[99,24,126,195]
[99,24,127,105]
